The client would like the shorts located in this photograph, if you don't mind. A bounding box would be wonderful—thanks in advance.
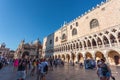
[40,72,46,78]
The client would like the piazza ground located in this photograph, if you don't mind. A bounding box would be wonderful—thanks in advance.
[0,64,120,80]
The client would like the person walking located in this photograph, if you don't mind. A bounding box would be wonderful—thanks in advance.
[17,59,27,80]
[13,58,19,71]
[100,59,115,80]
[30,59,36,76]
[97,61,103,80]
[38,59,48,80]
[49,58,53,71]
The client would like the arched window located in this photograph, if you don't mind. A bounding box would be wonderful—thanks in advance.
[79,42,82,48]
[60,47,62,51]
[90,19,99,29]
[71,44,73,50]
[110,34,116,43]
[92,39,97,46]
[87,40,91,47]
[76,43,79,49]
[103,36,109,45]
[62,46,64,51]
[50,40,52,44]
[55,37,58,42]
[84,41,87,47]
[66,45,67,50]
[76,22,78,26]
[62,34,66,40]
[97,37,102,45]
[68,45,70,50]
[72,28,77,36]
[73,43,75,49]
[64,46,66,51]
[118,32,120,42]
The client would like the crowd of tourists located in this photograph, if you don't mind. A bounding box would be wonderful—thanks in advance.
[13,57,65,80]
[0,55,13,70]
[0,55,116,80]
[13,58,48,80]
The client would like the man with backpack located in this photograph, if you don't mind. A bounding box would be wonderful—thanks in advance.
[100,59,115,80]
[38,59,48,80]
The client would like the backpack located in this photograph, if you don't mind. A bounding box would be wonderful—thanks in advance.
[43,63,48,72]
[101,64,109,76]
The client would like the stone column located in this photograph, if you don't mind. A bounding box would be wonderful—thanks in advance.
[92,52,95,60]
[103,50,109,64]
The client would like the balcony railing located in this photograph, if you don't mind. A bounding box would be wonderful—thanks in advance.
[88,47,92,49]
[104,44,110,47]
[53,43,119,53]
[111,43,117,47]
[93,46,97,49]
[98,45,103,48]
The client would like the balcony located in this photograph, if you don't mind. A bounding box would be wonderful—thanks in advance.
[111,43,118,47]
[104,44,110,47]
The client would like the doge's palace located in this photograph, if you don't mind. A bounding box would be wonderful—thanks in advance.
[43,0,120,66]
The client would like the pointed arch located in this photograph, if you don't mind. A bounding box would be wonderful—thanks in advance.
[76,42,79,49]
[83,41,87,48]
[73,43,75,49]
[110,34,117,43]
[103,36,109,45]
[118,32,120,42]
[97,37,102,45]
[66,45,68,51]
[64,46,66,51]
[87,40,91,47]
[71,44,73,50]
[92,39,97,46]
[68,45,70,50]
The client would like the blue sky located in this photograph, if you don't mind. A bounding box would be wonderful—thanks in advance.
[0,0,105,50]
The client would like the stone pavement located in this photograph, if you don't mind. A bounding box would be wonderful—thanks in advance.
[0,64,120,80]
